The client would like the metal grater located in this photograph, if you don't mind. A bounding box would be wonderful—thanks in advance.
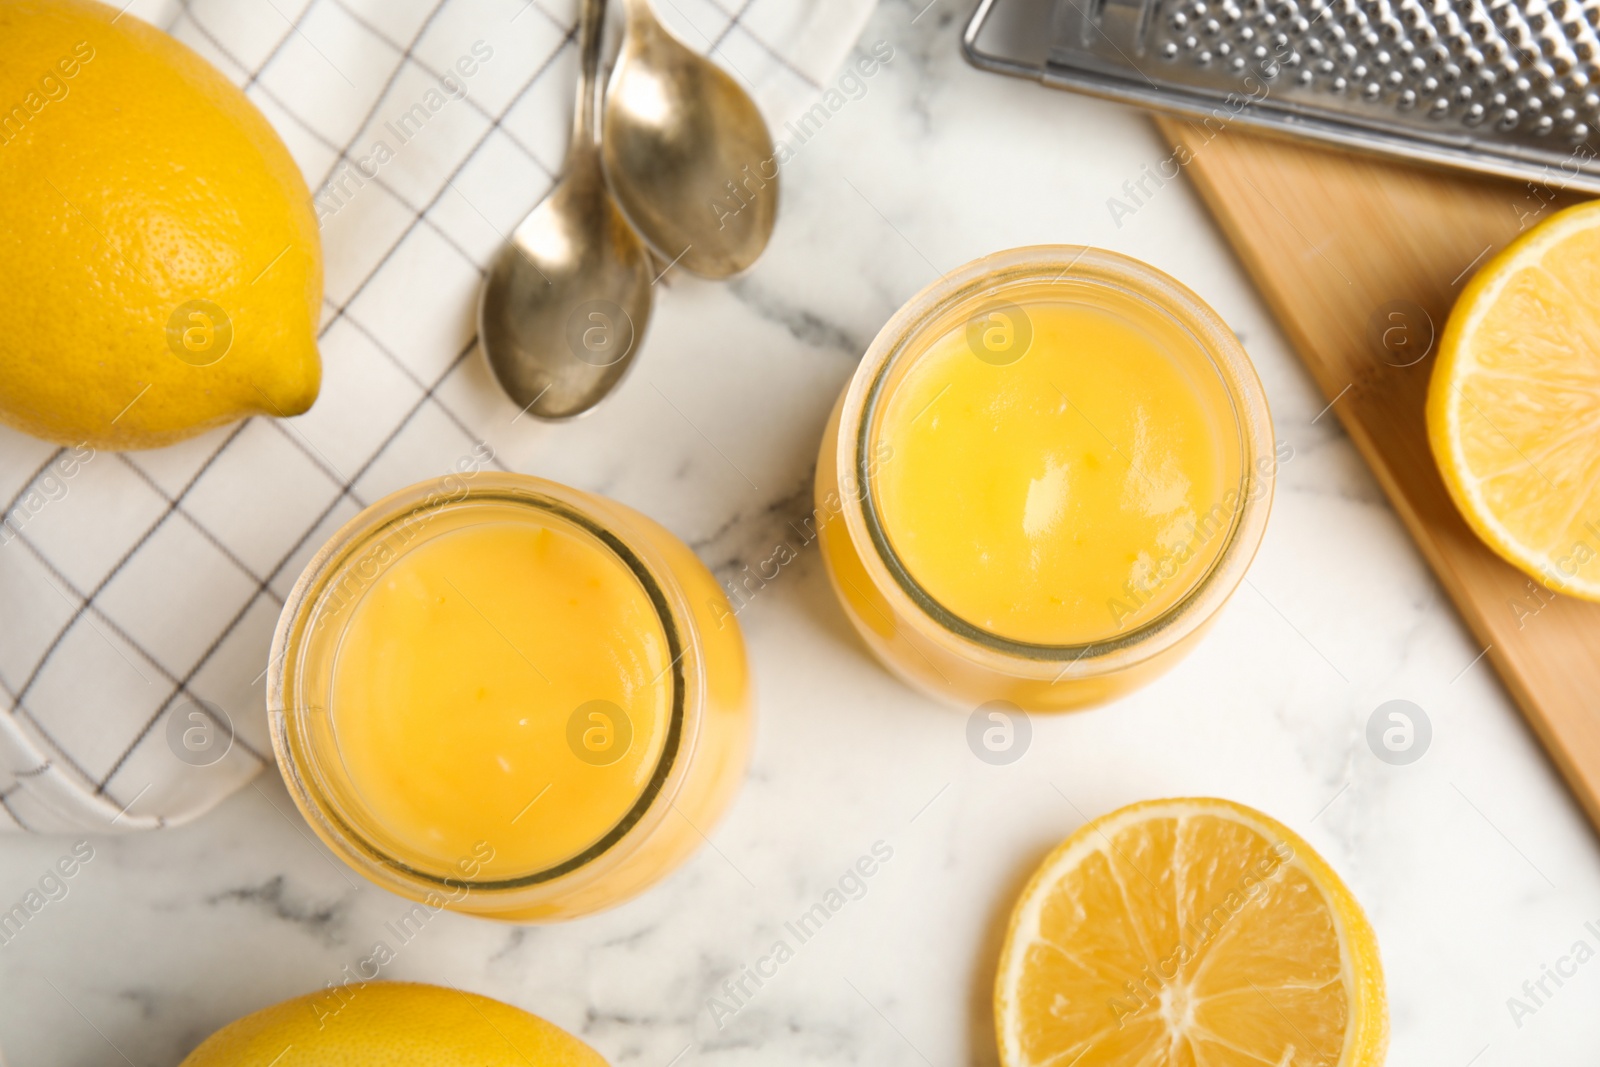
[964,0,1600,191]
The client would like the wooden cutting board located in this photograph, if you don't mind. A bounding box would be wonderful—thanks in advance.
[1152,116,1600,831]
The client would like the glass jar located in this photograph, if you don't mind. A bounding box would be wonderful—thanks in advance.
[815,246,1275,712]
[268,472,751,921]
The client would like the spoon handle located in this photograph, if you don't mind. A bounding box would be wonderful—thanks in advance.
[571,0,608,150]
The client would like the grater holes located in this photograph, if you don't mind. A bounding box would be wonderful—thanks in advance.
[1138,0,1599,150]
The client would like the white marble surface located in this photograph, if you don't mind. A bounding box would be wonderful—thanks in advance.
[4,2,1600,1064]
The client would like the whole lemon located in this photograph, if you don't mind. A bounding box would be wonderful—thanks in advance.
[0,0,321,451]
[179,981,609,1066]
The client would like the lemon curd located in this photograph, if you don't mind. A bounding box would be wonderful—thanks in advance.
[873,299,1231,646]
[816,247,1274,711]
[271,474,751,921]
[329,519,672,878]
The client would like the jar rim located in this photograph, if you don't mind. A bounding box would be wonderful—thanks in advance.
[835,245,1275,676]
[267,473,694,895]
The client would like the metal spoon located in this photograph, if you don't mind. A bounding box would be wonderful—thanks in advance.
[478,0,653,419]
[602,0,779,279]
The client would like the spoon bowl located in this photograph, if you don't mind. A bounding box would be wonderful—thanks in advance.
[479,0,653,419]
[603,0,779,279]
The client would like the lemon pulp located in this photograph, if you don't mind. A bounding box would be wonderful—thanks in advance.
[1428,199,1600,601]
[995,798,1387,1067]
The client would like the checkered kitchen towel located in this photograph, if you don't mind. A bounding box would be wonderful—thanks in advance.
[0,0,874,833]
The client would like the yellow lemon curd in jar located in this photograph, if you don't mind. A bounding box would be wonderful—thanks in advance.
[872,298,1233,646]
[329,517,672,877]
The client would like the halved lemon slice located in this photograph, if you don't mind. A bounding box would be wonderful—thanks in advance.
[995,798,1386,1067]
[1428,200,1600,601]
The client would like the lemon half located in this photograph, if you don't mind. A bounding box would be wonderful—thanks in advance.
[1428,200,1600,601]
[995,798,1387,1067]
